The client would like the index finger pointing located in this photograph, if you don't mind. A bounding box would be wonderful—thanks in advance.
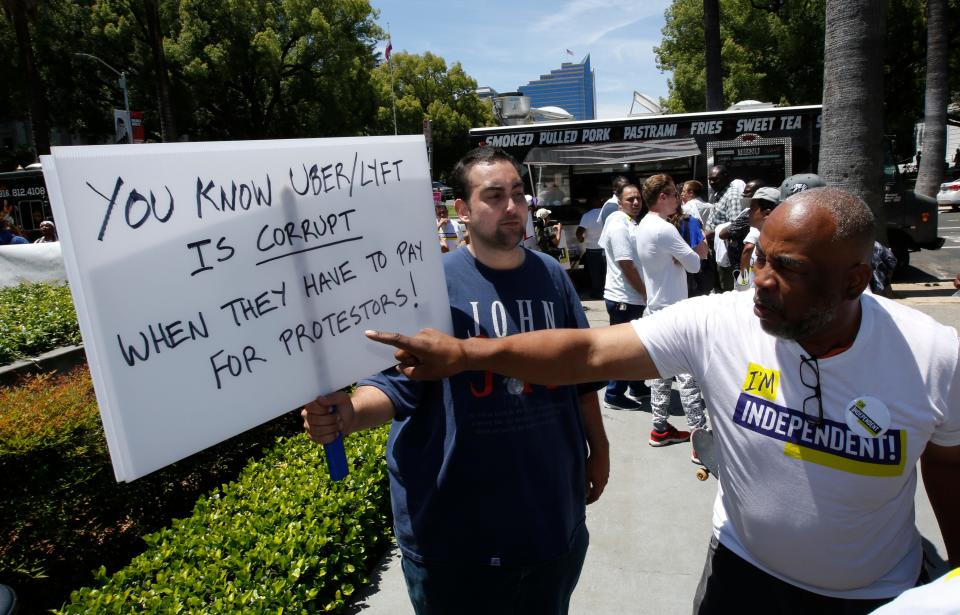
[365,329,415,350]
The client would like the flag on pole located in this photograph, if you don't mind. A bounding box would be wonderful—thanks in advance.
[385,40,393,62]
[566,49,574,56]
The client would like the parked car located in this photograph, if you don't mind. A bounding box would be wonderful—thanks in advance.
[937,179,960,211]
[432,181,454,201]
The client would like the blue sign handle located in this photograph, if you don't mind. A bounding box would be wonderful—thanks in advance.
[323,405,349,481]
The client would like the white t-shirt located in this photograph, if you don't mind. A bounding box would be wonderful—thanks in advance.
[522,211,538,250]
[577,208,604,250]
[682,200,703,222]
[597,195,619,226]
[438,219,463,251]
[689,197,712,226]
[632,291,960,599]
[872,567,960,614]
[599,210,644,305]
[634,214,701,312]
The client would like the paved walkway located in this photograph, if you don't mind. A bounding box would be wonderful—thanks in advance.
[347,289,958,615]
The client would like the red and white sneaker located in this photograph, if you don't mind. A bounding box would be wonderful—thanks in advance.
[649,424,691,447]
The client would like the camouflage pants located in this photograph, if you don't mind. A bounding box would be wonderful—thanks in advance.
[651,372,707,432]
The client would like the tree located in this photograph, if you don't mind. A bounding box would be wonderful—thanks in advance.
[655,0,938,163]
[2,0,51,157]
[91,0,179,141]
[915,0,948,197]
[703,0,723,110]
[370,51,494,179]
[818,0,887,230]
[163,0,382,140]
[656,0,827,112]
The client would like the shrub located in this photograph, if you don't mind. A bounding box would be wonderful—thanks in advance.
[59,428,392,613]
[0,365,304,613]
[0,281,81,364]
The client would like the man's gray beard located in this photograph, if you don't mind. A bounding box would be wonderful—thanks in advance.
[760,299,840,341]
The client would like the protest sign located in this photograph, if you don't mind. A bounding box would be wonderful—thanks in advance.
[41,136,451,482]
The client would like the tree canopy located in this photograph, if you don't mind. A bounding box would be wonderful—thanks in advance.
[1,0,493,175]
[370,51,495,180]
[655,0,960,160]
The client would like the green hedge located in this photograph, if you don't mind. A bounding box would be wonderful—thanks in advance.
[59,428,392,613]
[0,281,81,363]
[0,367,304,613]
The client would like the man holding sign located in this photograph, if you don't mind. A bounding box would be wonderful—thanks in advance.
[362,188,960,612]
[303,147,608,614]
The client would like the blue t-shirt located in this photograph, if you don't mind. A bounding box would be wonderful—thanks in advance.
[362,248,599,566]
[0,230,28,245]
[679,215,705,249]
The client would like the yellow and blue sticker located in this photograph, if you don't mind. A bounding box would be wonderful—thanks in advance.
[734,363,904,477]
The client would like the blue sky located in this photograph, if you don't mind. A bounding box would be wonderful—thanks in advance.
[371,0,675,119]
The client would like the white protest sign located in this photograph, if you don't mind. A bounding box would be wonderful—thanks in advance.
[41,136,451,482]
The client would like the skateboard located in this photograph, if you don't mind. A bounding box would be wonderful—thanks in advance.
[693,428,721,481]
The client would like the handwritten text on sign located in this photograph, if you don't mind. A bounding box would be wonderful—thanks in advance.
[42,136,451,481]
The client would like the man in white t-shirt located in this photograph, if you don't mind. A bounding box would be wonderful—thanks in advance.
[635,174,709,451]
[368,187,960,613]
[598,183,648,410]
[577,199,606,299]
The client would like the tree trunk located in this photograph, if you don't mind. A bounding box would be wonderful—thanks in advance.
[144,0,177,142]
[914,0,947,197]
[819,0,887,233]
[703,0,723,111]
[7,0,50,157]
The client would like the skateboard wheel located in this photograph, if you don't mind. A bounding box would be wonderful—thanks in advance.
[696,468,709,481]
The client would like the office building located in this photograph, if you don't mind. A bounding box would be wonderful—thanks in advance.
[518,55,596,121]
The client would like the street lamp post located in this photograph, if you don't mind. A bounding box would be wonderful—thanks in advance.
[74,52,133,144]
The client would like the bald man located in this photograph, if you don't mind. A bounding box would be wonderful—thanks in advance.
[365,188,960,613]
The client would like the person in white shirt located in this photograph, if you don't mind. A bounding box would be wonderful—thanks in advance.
[577,198,606,299]
[597,183,648,410]
[436,202,463,252]
[597,175,630,226]
[635,174,709,451]
[366,187,960,613]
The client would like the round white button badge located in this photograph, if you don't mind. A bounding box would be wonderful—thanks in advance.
[844,396,891,438]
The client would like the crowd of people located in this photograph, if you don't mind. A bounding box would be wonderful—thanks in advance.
[308,147,958,614]
[0,199,57,245]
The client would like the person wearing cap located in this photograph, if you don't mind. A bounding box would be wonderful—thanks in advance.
[534,207,563,260]
[736,186,782,289]
[33,220,58,243]
[597,182,649,410]
[366,185,960,612]
[779,173,827,201]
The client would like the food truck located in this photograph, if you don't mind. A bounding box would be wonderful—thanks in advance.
[0,167,53,241]
[469,104,941,268]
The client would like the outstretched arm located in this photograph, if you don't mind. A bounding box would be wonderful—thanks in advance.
[365,323,660,385]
